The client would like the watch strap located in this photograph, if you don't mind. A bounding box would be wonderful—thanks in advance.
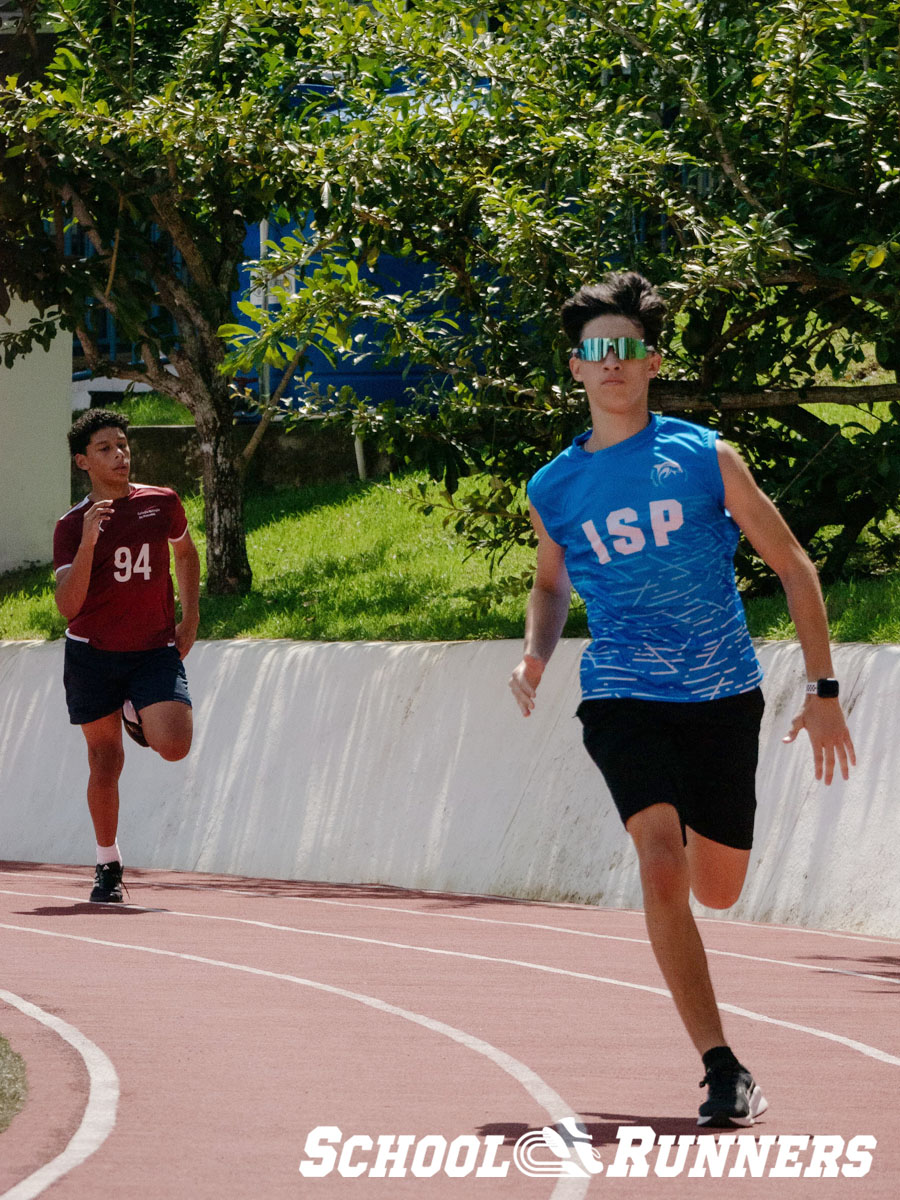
[806,678,840,698]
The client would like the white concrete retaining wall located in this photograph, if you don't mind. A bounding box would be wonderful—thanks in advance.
[1,638,897,936]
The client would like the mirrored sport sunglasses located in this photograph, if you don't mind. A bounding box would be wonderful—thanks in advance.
[575,336,650,361]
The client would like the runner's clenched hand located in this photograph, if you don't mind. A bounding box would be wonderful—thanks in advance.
[80,499,114,548]
[509,654,545,717]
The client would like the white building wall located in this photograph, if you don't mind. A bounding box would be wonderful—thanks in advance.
[0,297,71,573]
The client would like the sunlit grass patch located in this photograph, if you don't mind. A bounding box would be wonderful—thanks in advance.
[0,1036,27,1135]
[72,391,194,425]
[1,474,896,645]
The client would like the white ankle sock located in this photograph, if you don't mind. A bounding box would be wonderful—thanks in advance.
[96,842,121,865]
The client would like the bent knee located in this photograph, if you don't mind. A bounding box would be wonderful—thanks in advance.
[153,735,192,762]
[143,704,192,761]
[691,878,744,910]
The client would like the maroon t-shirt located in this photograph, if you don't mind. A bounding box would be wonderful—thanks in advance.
[53,484,189,651]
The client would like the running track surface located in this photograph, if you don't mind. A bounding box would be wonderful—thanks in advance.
[1,860,898,1199]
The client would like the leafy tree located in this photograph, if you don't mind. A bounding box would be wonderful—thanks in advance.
[6,1,900,596]
[0,0,391,592]
[229,0,900,586]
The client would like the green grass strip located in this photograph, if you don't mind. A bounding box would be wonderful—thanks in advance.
[73,391,194,425]
[0,1035,27,1135]
[1,474,897,644]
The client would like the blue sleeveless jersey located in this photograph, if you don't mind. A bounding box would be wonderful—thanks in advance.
[527,414,761,702]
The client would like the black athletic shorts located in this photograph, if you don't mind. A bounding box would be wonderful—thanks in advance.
[576,687,765,851]
[63,638,191,726]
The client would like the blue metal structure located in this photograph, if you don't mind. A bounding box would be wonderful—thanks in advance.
[72,214,433,415]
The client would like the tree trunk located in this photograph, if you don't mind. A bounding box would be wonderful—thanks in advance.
[195,412,252,595]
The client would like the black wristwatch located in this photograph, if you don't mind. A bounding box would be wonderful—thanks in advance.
[806,678,839,698]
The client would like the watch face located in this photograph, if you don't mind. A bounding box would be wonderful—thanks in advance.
[818,678,840,698]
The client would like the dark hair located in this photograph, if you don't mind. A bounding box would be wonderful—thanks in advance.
[68,409,130,457]
[561,271,667,349]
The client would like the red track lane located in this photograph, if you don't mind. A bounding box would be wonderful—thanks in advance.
[1,860,898,1199]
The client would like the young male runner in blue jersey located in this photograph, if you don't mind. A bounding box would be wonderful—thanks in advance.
[509,272,855,1127]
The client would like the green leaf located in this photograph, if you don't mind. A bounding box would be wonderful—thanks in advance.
[53,47,83,71]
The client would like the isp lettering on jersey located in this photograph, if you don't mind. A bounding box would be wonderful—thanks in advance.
[527,415,762,702]
[582,499,683,563]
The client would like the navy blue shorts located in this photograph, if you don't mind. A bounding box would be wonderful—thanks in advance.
[63,638,191,726]
[576,687,765,851]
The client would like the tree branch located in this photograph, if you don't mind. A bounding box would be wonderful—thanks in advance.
[104,197,125,299]
[146,253,213,338]
[650,381,900,411]
[75,318,152,387]
[57,181,105,256]
[150,187,214,292]
[239,344,306,469]
[76,313,190,402]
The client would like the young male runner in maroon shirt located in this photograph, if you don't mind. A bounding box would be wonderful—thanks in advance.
[54,409,201,902]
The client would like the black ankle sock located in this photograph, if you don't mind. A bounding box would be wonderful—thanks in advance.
[702,1045,744,1074]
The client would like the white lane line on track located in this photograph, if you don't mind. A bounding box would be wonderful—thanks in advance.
[189,898,900,985]
[2,916,899,1070]
[2,868,897,947]
[303,899,900,949]
[0,989,119,1200]
[1,885,897,988]
[136,892,900,947]
[0,927,588,1200]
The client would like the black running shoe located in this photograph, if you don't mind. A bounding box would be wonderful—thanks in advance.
[122,700,148,747]
[90,861,124,903]
[698,1066,768,1127]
